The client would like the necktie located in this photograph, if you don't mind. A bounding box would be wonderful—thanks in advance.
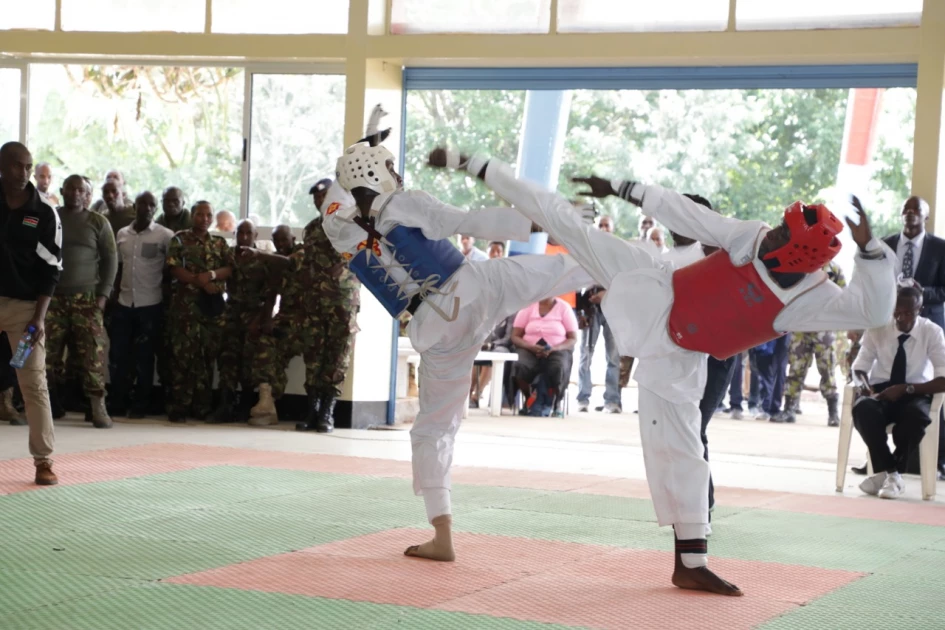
[890,334,910,385]
[902,241,915,279]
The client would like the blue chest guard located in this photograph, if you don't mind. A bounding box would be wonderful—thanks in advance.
[347,225,465,320]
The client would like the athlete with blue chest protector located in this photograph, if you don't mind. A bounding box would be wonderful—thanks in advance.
[321,111,591,563]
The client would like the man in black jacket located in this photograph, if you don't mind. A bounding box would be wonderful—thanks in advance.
[883,195,945,480]
[0,142,62,485]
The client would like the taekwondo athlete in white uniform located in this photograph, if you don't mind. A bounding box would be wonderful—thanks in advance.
[320,120,592,564]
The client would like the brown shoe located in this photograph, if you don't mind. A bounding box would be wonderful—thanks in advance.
[35,462,58,486]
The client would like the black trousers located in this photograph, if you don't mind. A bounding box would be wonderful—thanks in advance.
[0,332,15,391]
[853,388,931,474]
[513,348,570,393]
[107,303,164,412]
[699,355,737,511]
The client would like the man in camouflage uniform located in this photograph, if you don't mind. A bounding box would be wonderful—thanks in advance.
[165,201,233,422]
[247,212,359,432]
[46,175,118,429]
[211,220,272,423]
[776,261,847,426]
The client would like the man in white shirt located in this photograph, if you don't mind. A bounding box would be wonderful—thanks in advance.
[432,148,895,597]
[852,283,945,499]
[33,162,60,207]
[459,234,488,262]
[108,191,173,418]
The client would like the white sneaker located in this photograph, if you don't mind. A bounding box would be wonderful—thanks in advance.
[730,408,743,420]
[858,472,886,496]
[877,472,905,500]
[602,402,622,414]
[754,411,770,421]
[577,402,589,413]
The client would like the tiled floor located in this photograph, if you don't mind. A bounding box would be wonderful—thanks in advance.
[1,432,944,629]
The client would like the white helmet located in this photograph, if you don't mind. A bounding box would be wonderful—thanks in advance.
[335,143,399,210]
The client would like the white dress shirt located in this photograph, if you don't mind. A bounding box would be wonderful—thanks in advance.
[115,221,174,308]
[464,246,489,262]
[853,316,945,385]
[895,230,926,277]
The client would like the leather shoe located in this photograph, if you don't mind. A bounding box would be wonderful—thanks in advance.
[851,463,868,476]
[35,462,58,486]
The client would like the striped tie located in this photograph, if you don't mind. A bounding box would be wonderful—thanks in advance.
[902,241,914,279]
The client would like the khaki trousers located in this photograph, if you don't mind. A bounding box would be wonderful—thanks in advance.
[0,298,55,465]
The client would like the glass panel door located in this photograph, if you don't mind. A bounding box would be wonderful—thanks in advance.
[245,73,346,229]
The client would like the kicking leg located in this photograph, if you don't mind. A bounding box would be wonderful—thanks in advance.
[482,160,662,289]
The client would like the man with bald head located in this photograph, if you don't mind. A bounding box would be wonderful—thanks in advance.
[101,179,136,235]
[0,142,62,485]
[156,186,192,233]
[109,192,173,418]
[882,195,945,480]
[34,162,60,207]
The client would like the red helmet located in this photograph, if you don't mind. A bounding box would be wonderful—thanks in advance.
[762,201,843,274]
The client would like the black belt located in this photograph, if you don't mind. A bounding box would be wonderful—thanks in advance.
[406,294,423,315]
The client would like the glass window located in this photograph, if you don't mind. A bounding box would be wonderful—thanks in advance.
[0,2,55,30]
[736,0,923,30]
[0,69,21,142]
[391,0,550,34]
[29,64,244,213]
[61,0,205,33]
[212,0,349,34]
[555,88,915,245]
[404,89,526,208]
[247,74,346,228]
[557,0,728,33]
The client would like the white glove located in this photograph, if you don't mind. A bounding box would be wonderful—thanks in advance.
[365,104,388,137]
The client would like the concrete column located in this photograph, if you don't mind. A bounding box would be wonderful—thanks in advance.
[913,0,945,233]
[334,0,405,428]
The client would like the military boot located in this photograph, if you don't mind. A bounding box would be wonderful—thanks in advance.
[826,394,840,427]
[248,384,279,426]
[296,388,321,432]
[770,397,796,423]
[209,389,236,424]
[0,387,26,426]
[233,386,253,423]
[316,392,336,434]
[89,395,113,429]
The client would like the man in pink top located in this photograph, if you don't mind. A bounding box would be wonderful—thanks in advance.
[510,297,578,415]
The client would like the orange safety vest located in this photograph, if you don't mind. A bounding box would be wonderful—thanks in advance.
[668,250,785,360]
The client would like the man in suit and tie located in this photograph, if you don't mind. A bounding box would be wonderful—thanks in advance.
[882,196,945,480]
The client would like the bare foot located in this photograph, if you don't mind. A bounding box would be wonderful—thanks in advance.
[404,514,455,562]
[672,554,743,596]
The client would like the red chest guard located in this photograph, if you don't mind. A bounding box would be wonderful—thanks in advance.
[668,250,785,360]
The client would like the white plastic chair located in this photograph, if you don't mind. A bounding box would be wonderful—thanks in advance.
[836,384,942,500]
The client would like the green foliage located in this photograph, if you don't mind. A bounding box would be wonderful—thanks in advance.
[405,86,915,245]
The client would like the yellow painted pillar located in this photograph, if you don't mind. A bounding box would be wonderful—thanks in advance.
[913,0,945,233]
[337,0,406,427]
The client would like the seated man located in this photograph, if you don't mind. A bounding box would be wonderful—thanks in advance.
[510,296,578,416]
[852,283,945,499]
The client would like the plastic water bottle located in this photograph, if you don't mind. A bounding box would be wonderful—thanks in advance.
[10,326,36,369]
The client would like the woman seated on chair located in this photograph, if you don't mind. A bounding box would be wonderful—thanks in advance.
[510,296,578,415]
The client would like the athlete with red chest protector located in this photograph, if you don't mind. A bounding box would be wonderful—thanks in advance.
[430,147,896,596]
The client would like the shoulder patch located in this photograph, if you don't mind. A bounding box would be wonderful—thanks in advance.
[325,202,342,216]
[22,216,39,228]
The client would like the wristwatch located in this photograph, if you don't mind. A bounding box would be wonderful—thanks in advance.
[906,384,915,395]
